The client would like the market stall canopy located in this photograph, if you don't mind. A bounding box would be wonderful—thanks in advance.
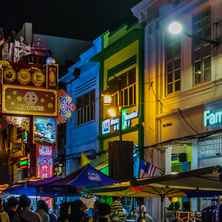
[91,166,222,197]
[29,176,61,186]
[3,176,61,197]
[4,164,117,196]
[48,164,119,193]
[133,165,222,195]
[90,166,222,222]
[4,184,42,196]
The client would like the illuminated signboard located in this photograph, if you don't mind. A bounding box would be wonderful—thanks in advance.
[36,144,53,156]
[2,63,58,89]
[204,110,222,128]
[122,109,138,130]
[57,90,76,124]
[36,144,53,179]
[102,118,119,135]
[37,156,53,179]
[33,117,56,144]
[204,100,222,128]
[2,85,57,116]
[101,109,138,135]
[18,157,29,169]
[102,119,111,135]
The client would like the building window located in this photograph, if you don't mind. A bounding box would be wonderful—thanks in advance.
[192,9,211,85]
[76,90,95,126]
[165,37,181,95]
[108,67,136,107]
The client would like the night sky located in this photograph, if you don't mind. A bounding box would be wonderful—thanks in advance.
[1,0,141,40]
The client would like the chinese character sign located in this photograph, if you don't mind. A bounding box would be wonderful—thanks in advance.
[2,85,57,116]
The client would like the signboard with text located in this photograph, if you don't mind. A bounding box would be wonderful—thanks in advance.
[102,107,138,135]
[2,85,57,116]
[204,100,222,129]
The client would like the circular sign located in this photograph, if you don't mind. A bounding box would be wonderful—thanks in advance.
[4,67,16,83]
[24,92,39,106]
[32,69,45,87]
[17,69,31,85]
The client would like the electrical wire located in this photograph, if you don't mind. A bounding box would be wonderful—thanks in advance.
[177,108,199,134]
[150,81,199,135]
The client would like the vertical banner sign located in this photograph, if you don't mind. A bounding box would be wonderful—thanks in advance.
[34,117,56,179]
[36,144,53,179]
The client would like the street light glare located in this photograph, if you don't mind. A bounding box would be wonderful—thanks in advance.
[168,21,183,35]
[107,107,117,118]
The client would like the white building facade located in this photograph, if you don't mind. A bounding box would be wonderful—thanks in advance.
[132,0,222,219]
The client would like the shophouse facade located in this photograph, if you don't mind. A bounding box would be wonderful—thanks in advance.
[94,24,144,176]
[60,37,102,175]
[132,0,222,218]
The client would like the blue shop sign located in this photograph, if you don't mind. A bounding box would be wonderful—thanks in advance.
[204,100,222,128]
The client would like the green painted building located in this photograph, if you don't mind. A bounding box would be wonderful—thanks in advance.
[93,24,144,176]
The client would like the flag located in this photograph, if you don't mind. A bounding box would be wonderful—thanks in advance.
[80,153,90,167]
[140,160,158,178]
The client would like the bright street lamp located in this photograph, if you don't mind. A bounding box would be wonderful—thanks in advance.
[107,107,117,118]
[103,94,112,105]
[167,20,221,46]
[167,21,183,35]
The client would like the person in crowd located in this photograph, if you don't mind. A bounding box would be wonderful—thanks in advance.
[14,195,41,222]
[110,198,126,222]
[0,198,10,222]
[95,203,111,222]
[6,197,19,222]
[57,203,70,222]
[70,200,88,222]
[36,200,50,222]
[48,209,57,222]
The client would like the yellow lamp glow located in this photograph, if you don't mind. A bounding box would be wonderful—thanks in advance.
[103,95,112,105]
[172,197,179,203]
[107,107,117,118]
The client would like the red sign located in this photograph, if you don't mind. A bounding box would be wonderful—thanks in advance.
[2,85,57,116]
[36,144,53,179]
[37,156,53,179]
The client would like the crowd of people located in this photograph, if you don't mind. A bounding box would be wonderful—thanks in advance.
[0,195,129,222]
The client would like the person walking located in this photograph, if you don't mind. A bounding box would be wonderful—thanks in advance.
[69,200,88,222]
[57,203,70,222]
[14,195,41,222]
[0,198,10,222]
[36,200,50,222]
[6,197,18,222]
[48,210,57,222]
[95,203,111,222]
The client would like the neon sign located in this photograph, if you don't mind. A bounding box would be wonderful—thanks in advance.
[18,157,29,169]
[36,144,53,179]
[204,110,222,128]
[101,109,138,135]
[57,90,76,124]
[122,110,138,130]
